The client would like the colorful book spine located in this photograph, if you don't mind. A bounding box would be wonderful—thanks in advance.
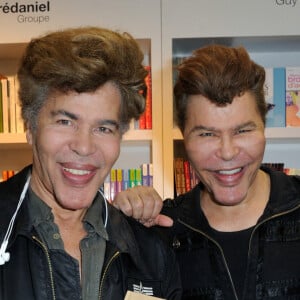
[122,168,129,191]
[138,66,152,129]
[1,77,9,133]
[265,67,286,127]
[144,66,152,129]
[174,157,185,196]
[141,163,149,186]
[116,168,123,193]
[0,79,3,132]
[128,168,136,188]
[183,160,191,192]
[286,67,300,127]
[109,169,117,201]
[7,76,16,133]
[135,168,142,186]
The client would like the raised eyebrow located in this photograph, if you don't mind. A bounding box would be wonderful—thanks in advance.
[51,110,78,120]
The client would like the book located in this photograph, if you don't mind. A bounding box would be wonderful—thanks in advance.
[128,168,136,188]
[284,168,300,175]
[183,160,191,192]
[109,169,117,201]
[122,168,129,191]
[141,163,153,186]
[1,77,9,133]
[0,79,3,132]
[264,67,286,127]
[285,67,300,127]
[125,290,165,300]
[135,168,142,186]
[116,168,123,193]
[144,66,152,129]
[174,157,185,196]
[7,75,16,133]
[138,66,152,129]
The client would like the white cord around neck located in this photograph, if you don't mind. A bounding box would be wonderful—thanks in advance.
[0,177,108,266]
[98,188,108,228]
[0,175,31,265]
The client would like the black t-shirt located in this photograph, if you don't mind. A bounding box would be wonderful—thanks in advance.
[208,225,254,299]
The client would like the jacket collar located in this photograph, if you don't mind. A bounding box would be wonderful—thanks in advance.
[173,166,300,230]
[0,165,141,266]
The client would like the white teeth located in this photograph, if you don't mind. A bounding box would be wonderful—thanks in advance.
[63,167,91,175]
[218,168,241,175]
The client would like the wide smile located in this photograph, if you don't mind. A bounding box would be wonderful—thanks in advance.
[218,167,242,175]
[61,164,97,185]
[213,166,245,186]
[63,167,92,176]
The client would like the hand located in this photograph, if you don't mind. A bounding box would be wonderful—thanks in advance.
[112,186,173,227]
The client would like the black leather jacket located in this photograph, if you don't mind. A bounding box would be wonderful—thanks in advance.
[0,166,182,300]
[160,167,300,300]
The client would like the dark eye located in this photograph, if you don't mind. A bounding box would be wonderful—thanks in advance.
[199,132,214,137]
[94,126,116,135]
[57,119,72,126]
[237,128,252,134]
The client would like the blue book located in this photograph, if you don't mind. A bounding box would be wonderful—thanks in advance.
[265,67,286,127]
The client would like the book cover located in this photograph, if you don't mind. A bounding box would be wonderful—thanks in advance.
[285,67,300,127]
[125,290,165,300]
[264,67,286,127]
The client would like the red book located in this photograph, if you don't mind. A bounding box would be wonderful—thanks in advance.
[144,66,152,129]
[183,160,191,192]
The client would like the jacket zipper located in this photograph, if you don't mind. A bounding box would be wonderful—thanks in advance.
[98,250,120,300]
[32,235,56,300]
[248,203,300,256]
[178,204,300,300]
[178,219,239,300]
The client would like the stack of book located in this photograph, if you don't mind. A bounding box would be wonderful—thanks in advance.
[0,74,24,133]
[103,163,153,201]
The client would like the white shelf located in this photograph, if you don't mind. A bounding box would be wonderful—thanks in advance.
[162,0,300,198]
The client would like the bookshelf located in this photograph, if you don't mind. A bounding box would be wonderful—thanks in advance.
[0,0,164,195]
[161,0,300,198]
[1,0,300,198]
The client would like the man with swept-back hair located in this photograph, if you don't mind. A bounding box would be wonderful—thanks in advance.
[0,27,181,300]
[114,44,300,299]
